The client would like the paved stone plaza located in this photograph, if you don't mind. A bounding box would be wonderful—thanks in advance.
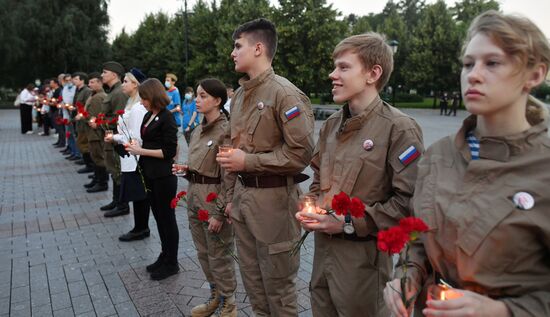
[0,108,467,317]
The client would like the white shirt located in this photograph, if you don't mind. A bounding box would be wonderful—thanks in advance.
[61,85,76,119]
[19,89,36,105]
[223,98,231,113]
[113,101,147,172]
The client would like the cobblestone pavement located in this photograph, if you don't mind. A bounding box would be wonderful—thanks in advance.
[0,108,467,316]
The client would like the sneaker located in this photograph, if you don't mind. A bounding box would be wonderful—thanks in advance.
[25,131,33,135]
[38,132,45,136]
[211,295,237,317]
[191,285,219,317]
[150,263,179,280]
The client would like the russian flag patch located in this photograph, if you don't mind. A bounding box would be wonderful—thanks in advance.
[285,106,300,120]
[398,145,420,166]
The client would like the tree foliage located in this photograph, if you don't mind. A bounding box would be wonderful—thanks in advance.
[3,0,504,99]
[0,0,110,87]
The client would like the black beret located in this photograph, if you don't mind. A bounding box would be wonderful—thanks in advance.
[102,61,125,77]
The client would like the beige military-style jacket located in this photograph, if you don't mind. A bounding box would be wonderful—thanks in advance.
[223,67,315,201]
[74,86,93,134]
[308,95,424,236]
[187,115,228,221]
[101,82,129,150]
[408,98,550,316]
[86,91,107,142]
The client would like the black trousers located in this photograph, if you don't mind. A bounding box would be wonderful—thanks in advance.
[43,111,52,135]
[145,174,178,264]
[20,104,33,133]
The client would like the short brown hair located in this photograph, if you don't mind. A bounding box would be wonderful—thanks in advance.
[464,10,550,79]
[138,78,170,111]
[333,32,394,91]
[233,18,278,60]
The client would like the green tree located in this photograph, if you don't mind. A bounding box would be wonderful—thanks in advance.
[273,0,346,95]
[401,0,461,97]
[0,0,110,87]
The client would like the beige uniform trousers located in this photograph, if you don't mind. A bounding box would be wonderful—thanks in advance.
[188,182,236,296]
[88,140,104,167]
[311,233,391,317]
[231,181,301,317]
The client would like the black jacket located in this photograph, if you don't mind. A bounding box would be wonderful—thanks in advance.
[139,108,178,179]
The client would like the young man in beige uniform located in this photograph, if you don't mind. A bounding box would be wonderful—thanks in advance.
[296,33,423,316]
[99,61,129,216]
[217,18,315,317]
[72,72,93,174]
[85,73,108,192]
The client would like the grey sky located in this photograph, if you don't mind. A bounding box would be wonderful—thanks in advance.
[107,0,550,42]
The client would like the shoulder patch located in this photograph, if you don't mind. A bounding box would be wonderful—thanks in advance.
[285,106,300,120]
[398,145,420,166]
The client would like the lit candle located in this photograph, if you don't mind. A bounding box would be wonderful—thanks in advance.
[428,284,463,301]
[218,144,233,154]
[90,118,96,123]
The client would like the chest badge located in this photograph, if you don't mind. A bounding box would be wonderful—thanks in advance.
[363,139,374,151]
[513,192,534,210]
[257,101,265,110]
[207,140,213,147]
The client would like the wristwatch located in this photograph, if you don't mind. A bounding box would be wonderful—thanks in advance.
[343,213,355,234]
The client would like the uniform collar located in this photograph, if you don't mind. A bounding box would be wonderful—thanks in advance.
[238,68,274,91]
[338,95,382,134]
[455,114,549,162]
[200,114,226,133]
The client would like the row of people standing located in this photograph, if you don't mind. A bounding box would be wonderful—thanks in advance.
[181,13,550,317]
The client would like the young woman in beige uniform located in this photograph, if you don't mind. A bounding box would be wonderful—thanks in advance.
[384,10,550,317]
[173,78,237,317]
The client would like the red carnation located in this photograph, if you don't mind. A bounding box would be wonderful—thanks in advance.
[198,209,209,222]
[331,191,351,216]
[65,131,71,138]
[206,192,218,203]
[349,197,365,218]
[110,117,118,124]
[176,191,187,199]
[116,110,125,116]
[170,197,179,209]
[58,96,63,102]
[82,111,89,118]
[62,118,70,125]
[399,217,429,240]
[377,226,409,255]
[97,113,105,120]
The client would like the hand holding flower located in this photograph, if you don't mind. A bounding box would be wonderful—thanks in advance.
[125,141,142,156]
[208,217,223,233]
[297,211,344,234]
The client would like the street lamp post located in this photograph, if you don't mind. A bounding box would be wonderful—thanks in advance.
[388,40,399,106]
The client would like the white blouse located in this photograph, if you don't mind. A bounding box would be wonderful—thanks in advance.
[113,101,147,172]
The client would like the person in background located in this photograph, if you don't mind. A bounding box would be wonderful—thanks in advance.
[18,83,36,134]
[182,86,199,145]
[223,84,234,114]
[165,73,182,131]
[126,78,179,280]
[384,10,550,317]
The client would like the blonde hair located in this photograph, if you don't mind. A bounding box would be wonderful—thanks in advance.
[464,10,550,79]
[333,32,394,91]
[124,72,141,109]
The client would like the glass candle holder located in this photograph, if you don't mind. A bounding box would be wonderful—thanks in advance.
[104,130,113,139]
[218,144,233,154]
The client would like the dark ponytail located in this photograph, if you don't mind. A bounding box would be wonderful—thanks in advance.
[198,78,229,119]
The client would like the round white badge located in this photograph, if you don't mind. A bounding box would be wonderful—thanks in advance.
[257,102,264,110]
[207,140,213,147]
[363,139,374,151]
[513,192,534,210]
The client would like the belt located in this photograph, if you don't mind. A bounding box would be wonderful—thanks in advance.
[329,232,374,242]
[184,171,221,184]
[237,173,309,188]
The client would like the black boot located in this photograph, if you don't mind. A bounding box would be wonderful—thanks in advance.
[99,180,118,209]
[88,167,108,193]
[84,165,100,188]
[150,262,179,280]
[77,154,94,173]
